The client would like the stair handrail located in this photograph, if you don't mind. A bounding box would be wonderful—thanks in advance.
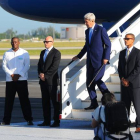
[61,53,86,85]
[107,3,140,36]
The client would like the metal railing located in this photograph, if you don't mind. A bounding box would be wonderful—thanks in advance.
[107,3,140,36]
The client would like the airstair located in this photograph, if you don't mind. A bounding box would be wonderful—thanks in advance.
[60,3,140,122]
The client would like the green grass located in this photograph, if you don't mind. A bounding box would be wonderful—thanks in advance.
[0,42,85,48]
[0,50,5,56]
[0,42,83,55]
[59,49,81,55]
[0,49,81,56]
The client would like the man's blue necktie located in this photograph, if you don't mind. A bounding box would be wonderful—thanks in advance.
[89,28,93,44]
[43,49,49,62]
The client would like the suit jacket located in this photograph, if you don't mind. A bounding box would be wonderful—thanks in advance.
[118,47,140,88]
[38,47,61,85]
[77,24,111,68]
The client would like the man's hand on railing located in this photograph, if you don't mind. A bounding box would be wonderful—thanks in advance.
[72,56,79,61]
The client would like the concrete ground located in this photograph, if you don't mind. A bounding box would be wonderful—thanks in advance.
[0,120,140,140]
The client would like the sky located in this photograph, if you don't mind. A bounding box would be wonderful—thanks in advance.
[0,7,76,34]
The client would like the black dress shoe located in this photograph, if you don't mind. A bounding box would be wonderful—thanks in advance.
[38,122,50,126]
[84,104,98,110]
[0,121,10,125]
[50,122,60,127]
[84,105,94,110]
[27,121,34,125]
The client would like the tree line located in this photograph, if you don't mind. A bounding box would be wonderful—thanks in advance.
[0,26,60,40]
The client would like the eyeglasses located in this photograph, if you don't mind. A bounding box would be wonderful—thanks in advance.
[43,41,52,44]
[124,38,133,40]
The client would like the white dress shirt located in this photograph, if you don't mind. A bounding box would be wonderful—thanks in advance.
[47,46,53,53]
[2,48,30,81]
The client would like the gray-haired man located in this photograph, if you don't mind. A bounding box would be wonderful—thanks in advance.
[72,13,111,110]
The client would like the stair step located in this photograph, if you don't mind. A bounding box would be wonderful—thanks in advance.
[105,82,120,84]
[84,91,120,99]
[110,74,120,83]
[72,109,93,120]
[105,82,120,91]
[72,108,136,122]
[72,109,94,112]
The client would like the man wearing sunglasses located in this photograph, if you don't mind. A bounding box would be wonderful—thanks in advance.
[37,36,61,127]
[118,33,140,133]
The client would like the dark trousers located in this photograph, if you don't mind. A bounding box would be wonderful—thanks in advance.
[121,85,140,127]
[3,80,33,123]
[86,64,109,106]
[40,82,60,124]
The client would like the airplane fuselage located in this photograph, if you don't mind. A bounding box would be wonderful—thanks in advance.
[0,0,139,24]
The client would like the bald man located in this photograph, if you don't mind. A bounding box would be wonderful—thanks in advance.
[37,36,61,127]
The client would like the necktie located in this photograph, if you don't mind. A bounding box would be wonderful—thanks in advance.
[89,28,93,43]
[126,50,130,61]
[43,49,49,62]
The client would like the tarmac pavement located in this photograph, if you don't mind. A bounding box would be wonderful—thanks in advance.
[0,120,139,140]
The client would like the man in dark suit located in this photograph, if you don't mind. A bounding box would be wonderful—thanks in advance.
[118,33,140,133]
[72,13,111,110]
[37,36,61,127]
